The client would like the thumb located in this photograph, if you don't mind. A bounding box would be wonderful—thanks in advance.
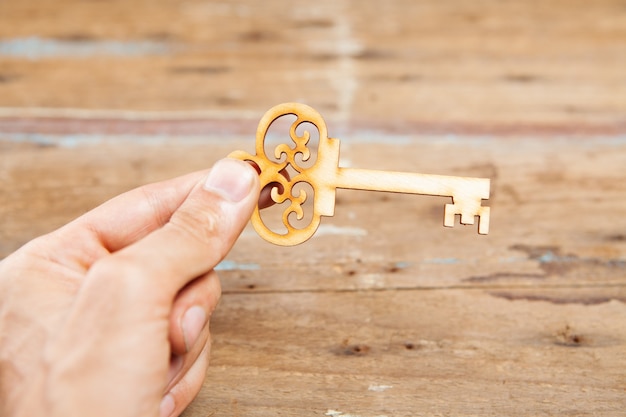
[89,157,260,299]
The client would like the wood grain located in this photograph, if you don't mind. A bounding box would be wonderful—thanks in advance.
[195,289,626,417]
[1,0,625,416]
[1,0,625,129]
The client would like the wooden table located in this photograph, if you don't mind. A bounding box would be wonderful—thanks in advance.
[1,1,625,415]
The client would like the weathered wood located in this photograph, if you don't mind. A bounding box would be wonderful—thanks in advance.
[1,0,625,416]
[191,288,626,417]
[1,0,625,129]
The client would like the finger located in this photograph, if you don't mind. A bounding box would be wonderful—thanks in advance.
[258,183,276,210]
[165,323,210,392]
[168,271,221,355]
[27,169,217,274]
[160,341,212,417]
[70,170,209,253]
[247,160,289,210]
[88,158,260,298]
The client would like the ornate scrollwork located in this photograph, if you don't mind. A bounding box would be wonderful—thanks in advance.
[229,102,329,245]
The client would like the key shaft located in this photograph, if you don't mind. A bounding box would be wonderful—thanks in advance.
[335,168,489,198]
[333,168,490,234]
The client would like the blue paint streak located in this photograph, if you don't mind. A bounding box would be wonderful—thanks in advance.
[423,257,460,265]
[1,133,174,147]
[215,260,260,271]
[0,37,171,59]
[394,261,412,269]
[0,133,249,147]
[537,251,561,263]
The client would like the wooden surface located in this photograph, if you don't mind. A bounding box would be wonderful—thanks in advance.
[1,1,625,416]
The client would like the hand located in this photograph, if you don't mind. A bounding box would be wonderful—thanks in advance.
[0,158,260,417]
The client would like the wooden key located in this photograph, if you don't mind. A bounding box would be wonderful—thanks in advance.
[229,103,491,246]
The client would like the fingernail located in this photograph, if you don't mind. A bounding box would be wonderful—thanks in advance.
[159,393,175,417]
[182,305,206,352]
[204,158,256,202]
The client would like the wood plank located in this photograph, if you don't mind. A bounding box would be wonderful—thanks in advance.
[2,135,625,291]
[187,289,626,416]
[1,0,625,127]
[1,0,625,415]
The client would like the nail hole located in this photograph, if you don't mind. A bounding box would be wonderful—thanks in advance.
[343,344,370,356]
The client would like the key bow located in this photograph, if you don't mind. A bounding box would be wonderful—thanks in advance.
[229,102,337,246]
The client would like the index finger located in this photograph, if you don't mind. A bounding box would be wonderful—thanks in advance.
[75,170,208,253]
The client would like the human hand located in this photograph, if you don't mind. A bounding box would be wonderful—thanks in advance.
[0,158,260,417]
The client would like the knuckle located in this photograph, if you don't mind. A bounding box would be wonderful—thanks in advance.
[90,256,140,280]
[206,272,222,315]
[87,256,149,299]
[139,185,174,228]
[168,203,230,255]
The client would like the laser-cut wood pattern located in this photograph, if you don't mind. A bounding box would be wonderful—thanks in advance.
[230,103,491,246]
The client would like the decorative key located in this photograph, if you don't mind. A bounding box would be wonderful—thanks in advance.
[229,103,491,246]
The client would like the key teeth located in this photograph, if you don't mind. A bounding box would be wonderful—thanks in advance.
[478,206,490,235]
[443,203,457,228]
[444,204,490,235]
